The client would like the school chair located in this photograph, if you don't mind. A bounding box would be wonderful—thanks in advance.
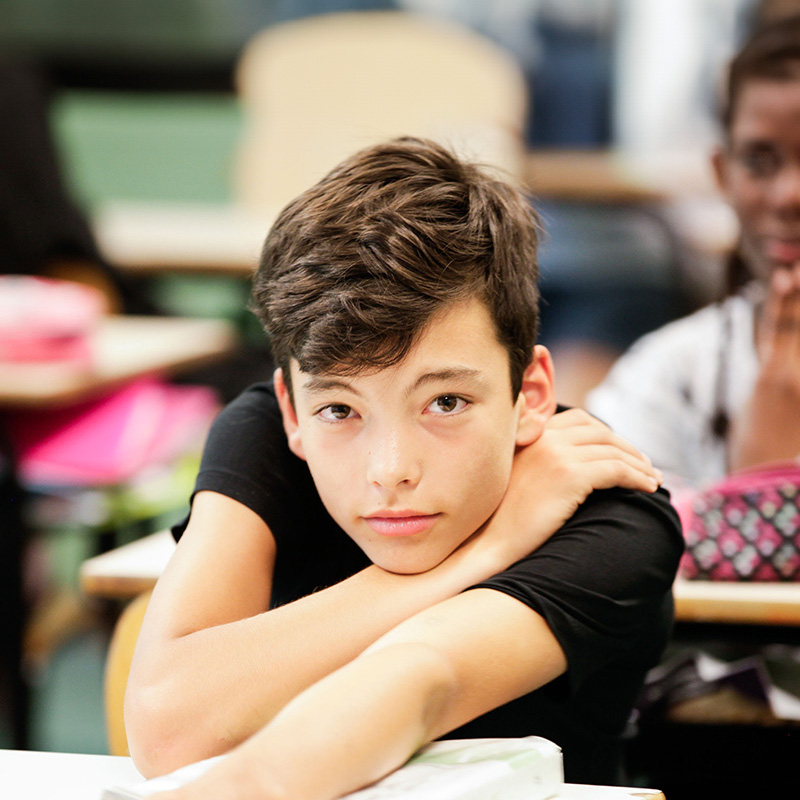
[104,590,152,756]
[232,10,529,214]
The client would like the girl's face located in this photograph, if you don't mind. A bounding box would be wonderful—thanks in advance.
[714,78,800,281]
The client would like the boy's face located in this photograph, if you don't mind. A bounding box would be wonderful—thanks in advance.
[714,77,800,281]
[277,298,551,574]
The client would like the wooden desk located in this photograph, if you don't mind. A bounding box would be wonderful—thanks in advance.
[673,578,800,626]
[92,201,274,275]
[1,315,236,747]
[80,528,176,598]
[524,148,717,203]
[0,750,143,800]
[0,315,237,408]
[524,148,737,260]
[82,531,800,629]
[0,749,664,800]
[93,149,735,276]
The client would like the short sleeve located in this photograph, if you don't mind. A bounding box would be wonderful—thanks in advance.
[171,382,369,603]
[472,487,683,692]
[171,383,315,541]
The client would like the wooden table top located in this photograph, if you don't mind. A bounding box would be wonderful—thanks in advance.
[81,530,800,628]
[93,201,273,275]
[0,315,237,408]
[523,147,718,203]
[673,578,800,626]
[0,748,665,800]
[92,148,736,276]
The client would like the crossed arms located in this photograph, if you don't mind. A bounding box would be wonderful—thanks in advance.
[124,410,663,800]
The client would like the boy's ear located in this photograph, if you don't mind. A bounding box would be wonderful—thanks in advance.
[515,345,557,447]
[274,367,307,461]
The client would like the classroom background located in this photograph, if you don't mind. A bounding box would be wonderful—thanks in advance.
[1,2,797,799]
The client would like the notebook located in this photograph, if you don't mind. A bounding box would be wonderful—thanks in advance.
[102,736,563,800]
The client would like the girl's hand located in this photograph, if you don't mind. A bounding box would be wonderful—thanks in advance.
[730,263,800,470]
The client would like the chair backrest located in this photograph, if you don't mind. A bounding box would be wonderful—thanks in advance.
[233,10,528,213]
[104,590,151,756]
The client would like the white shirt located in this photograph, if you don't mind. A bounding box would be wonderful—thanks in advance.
[586,288,760,488]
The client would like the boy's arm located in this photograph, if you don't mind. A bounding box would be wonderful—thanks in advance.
[126,489,513,776]
[155,588,566,800]
[125,410,660,777]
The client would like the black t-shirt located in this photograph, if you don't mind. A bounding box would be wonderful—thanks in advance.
[173,382,683,784]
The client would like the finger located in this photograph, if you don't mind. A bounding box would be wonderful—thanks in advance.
[758,268,793,362]
[547,422,655,465]
[773,279,800,363]
[571,443,661,480]
[573,458,662,494]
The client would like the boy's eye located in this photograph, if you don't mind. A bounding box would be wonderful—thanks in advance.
[317,404,356,421]
[426,395,468,414]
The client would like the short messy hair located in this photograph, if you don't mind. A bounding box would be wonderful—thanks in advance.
[251,137,541,398]
[721,13,800,133]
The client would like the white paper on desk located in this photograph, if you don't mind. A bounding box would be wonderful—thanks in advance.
[101,737,563,800]
[696,652,800,721]
[768,685,800,720]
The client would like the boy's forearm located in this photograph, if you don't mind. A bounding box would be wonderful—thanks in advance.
[160,643,457,800]
[127,540,506,777]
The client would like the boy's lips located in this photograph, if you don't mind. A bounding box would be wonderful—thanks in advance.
[362,512,441,537]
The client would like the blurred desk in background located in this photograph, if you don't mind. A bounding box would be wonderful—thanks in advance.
[80,528,175,599]
[524,148,716,202]
[0,315,235,749]
[92,150,738,276]
[525,148,738,262]
[0,315,237,408]
[93,202,273,275]
[673,578,800,627]
[82,531,800,628]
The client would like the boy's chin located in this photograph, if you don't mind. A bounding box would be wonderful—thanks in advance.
[367,547,451,576]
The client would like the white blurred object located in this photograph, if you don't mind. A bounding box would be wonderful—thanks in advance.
[614,0,751,154]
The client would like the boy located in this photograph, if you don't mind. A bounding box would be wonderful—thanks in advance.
[125,138,682,799]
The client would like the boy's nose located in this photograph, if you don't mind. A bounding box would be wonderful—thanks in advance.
[366,430,421,489]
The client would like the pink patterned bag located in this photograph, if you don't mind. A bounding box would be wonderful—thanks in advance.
[679,464,800,581]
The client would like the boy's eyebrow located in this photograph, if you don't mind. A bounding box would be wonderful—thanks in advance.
[301,368,486,396]
[301,375,362,396]
[409,367,485,395]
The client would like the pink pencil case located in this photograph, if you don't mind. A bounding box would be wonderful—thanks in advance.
[679,464,800,581]
[0,275,105,364]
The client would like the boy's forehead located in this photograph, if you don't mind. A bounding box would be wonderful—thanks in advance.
[289,296,518,397]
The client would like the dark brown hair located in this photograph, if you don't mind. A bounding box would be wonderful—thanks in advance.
[722,14,800,133]
[251,137,540,398]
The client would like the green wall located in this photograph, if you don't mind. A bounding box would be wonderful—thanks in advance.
[51,91,243,208]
